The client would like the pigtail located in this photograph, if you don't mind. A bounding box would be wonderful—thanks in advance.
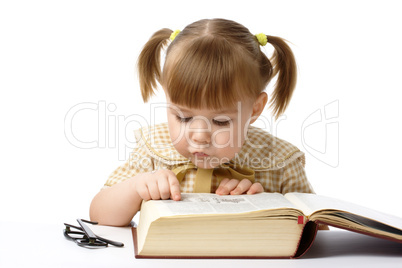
[266,35,297,119]
[137,28,172,102]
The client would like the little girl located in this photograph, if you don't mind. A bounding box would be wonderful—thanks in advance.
[90,18,314,226]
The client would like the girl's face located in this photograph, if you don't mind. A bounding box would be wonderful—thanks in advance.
[165,93,267,169]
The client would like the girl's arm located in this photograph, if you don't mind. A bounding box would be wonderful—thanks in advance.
[90,170,181,227]
[90,177,141,227]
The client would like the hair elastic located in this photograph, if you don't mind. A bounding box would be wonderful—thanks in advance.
[255,33,268,46]
[170,30,181,41]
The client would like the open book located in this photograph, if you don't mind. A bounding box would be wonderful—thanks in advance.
[132,193,402,259]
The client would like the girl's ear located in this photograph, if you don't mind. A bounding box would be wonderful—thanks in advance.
[249,93,268,124]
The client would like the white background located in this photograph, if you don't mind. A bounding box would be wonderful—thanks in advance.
[1,0,401,225]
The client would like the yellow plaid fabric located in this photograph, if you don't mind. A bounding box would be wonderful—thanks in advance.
[104,123,314,194]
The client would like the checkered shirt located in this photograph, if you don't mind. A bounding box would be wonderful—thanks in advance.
[104,123,314,194]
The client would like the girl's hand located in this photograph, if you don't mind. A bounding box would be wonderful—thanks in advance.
[133,169,181,201]
[215,178,264,195]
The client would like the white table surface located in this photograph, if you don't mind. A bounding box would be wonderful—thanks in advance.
[1,221,401,268]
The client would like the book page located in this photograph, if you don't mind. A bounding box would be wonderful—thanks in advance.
[153,193,298,217]
[285,193,402,230]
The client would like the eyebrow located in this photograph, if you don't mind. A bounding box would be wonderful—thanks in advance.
[216,109,238,114]
[175,106,238,114]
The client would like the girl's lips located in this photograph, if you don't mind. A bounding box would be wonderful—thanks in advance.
[193,152,209,157]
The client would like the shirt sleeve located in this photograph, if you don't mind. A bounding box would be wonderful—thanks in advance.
[279,157,315,194]
[103,145,155,188]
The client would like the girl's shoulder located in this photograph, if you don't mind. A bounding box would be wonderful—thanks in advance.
[134,122,189,165]
[232,126,305,171]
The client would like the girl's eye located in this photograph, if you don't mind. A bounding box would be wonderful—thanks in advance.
[212,119,231,126]
[175,115,193,123]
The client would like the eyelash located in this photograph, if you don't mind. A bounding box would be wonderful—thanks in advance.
[175,116,192,123]
[175,116,231,126]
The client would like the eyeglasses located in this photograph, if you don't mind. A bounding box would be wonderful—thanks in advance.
[64,219,124,248]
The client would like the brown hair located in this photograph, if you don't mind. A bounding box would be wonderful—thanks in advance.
[137,18,297,118]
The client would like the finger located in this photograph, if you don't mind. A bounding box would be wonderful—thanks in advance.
[247,182,264,195]
[147,180,161,200]
[136,183,151,201]
[215,178,230,194]
[158,176,171,200]
[168,174,181,201]
[230,179,252,195]
[216,179,239,195]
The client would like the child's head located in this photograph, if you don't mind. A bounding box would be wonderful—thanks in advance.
[137,18,297,168]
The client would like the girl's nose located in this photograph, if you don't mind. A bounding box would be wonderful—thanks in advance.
[191,131,211,145]
[187,117,211,145]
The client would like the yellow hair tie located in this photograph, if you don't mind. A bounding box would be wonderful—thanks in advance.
[255,33,268,46]
[170,29,181,41]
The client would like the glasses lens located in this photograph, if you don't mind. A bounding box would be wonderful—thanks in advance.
[64,229,85,242]
[65,231,86,239]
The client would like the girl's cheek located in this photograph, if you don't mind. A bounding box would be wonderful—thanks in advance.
[167,116,184,145]
[170,131,186,150]
[211,130,228,147]
[171,136,188,157]
[212,129,240,150]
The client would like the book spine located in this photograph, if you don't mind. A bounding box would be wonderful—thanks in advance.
[293,221,319,258]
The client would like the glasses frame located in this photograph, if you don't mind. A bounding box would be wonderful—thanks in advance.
[64,219,124,248]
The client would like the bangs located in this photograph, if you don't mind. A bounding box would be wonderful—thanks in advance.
[162,36,262,109]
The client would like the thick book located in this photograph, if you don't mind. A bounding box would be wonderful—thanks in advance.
[132,193,402,259]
